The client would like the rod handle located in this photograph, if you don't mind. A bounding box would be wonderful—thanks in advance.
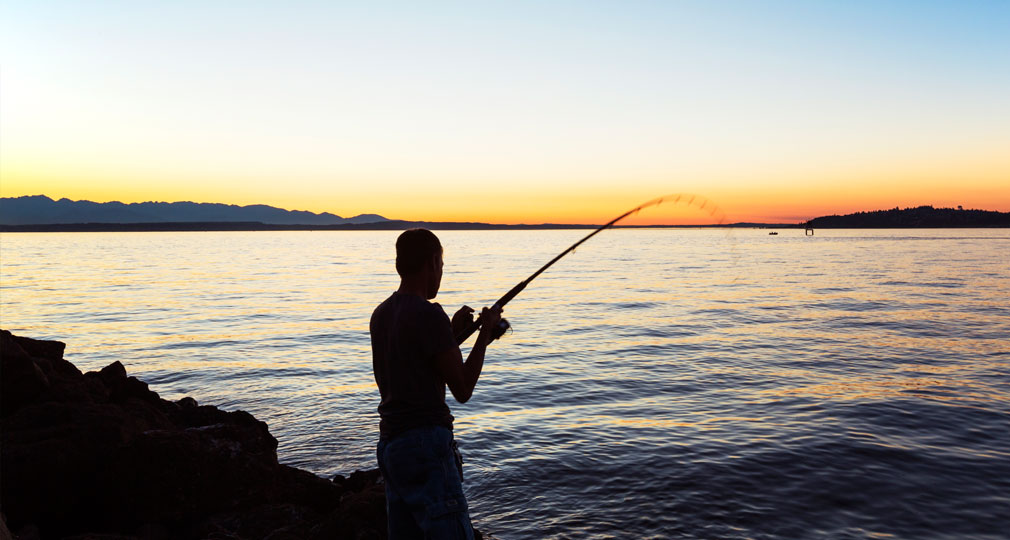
[454,314,510,345]
[455,318,482,345]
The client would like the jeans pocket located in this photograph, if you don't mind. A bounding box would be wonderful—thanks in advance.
[425,495,474,540]
[426,494,466,518]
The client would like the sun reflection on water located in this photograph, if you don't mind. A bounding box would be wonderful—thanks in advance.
[2,229,1009,538]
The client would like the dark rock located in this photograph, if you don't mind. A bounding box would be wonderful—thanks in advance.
[312,472,388,540]
[333,469,384,494]
[99,360,127,380]
[12,523,40,540]
[0,338,50,415]
[1,329,463,539]
[3,330,66,361]
[1,514,13,540]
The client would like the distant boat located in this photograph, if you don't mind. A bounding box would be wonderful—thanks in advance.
[768,232,779,235]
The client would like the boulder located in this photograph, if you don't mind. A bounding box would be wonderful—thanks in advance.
[0,330,395,539]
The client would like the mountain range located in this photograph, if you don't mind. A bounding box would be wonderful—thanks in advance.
[2,196,1006,230]
[0,195,387,226]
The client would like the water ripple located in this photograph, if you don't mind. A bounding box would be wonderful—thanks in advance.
[3,229,1009,539]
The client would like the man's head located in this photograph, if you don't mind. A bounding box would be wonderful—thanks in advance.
[395,228,443,299]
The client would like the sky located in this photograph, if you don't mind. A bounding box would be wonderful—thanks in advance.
[2,1,1008,224]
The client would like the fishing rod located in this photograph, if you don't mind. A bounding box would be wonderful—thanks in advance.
[455,193,723,345]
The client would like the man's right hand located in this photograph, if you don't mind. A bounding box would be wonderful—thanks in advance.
[478,305,503,340]
[439,304,502,404]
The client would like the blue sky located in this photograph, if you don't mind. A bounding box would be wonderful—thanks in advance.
[2,1,1008,222]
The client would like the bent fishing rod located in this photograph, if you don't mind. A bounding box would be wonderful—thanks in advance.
[455,193,720,345]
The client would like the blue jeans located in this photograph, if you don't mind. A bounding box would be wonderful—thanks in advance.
[377,425,475,540]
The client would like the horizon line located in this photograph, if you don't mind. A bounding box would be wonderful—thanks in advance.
[5,194,1008,228]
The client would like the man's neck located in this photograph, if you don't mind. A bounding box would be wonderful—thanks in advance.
[397,278,428,299]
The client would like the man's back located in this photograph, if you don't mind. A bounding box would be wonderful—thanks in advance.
[370,291,456,440]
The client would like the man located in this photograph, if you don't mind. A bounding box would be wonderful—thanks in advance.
[371,228,502,539]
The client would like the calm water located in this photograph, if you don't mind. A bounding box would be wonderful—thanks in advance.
[2,229,1009,539]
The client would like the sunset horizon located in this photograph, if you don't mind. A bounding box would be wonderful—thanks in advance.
[5,191,1009,227]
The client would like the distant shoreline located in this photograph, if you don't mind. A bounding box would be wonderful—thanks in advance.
[0,221,795,232]
[4,197,1007,231]
[3,206,1008,232]
[2,222,1009,233]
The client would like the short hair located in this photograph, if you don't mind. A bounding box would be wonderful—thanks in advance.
[395,228,442,277]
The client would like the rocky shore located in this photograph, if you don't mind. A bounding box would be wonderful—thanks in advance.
[0,330,483,539]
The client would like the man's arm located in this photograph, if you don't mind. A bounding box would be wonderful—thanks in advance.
[436,306,502,404]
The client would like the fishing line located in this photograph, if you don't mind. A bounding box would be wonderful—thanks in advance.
[455,193,736,345]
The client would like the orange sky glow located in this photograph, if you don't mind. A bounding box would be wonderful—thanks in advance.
[2,3,1008,225]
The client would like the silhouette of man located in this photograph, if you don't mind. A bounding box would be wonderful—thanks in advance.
[371,228,502,539]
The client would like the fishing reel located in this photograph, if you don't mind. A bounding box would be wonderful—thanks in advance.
[454,309,511,345]
[489,317,511,341]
